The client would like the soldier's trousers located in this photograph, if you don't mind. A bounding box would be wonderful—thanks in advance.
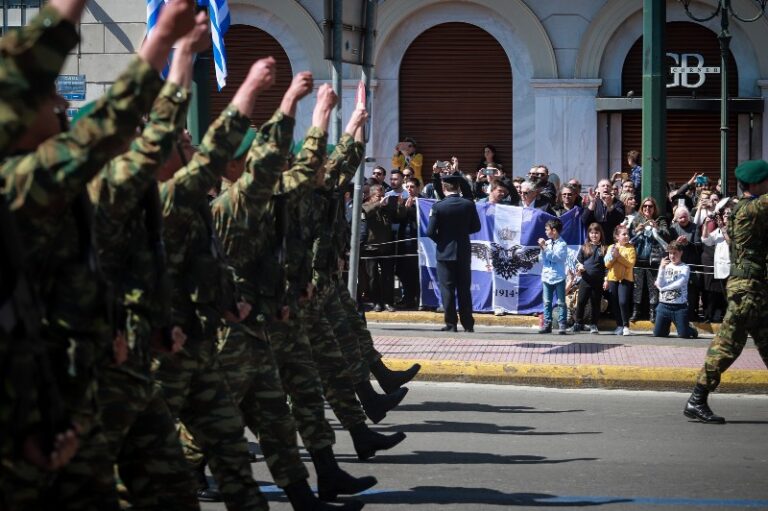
[217,321,309,488]
[304,286,367,429]
[265,318,336,451]
[335,280,383,370]
[154,343,268,511]
[696,280,768,390]
[6,338,121,511]
[97,366,199,511]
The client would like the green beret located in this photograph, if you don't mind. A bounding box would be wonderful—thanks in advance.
[291,138,335,157]
[233,128,256,160]
[735,159,768,184]
[70,101,97,126]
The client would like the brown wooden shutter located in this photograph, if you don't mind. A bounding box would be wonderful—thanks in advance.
[621,22,739,194]
[621,111,737,193]
[208,25,293,128]
[399,22,513,180]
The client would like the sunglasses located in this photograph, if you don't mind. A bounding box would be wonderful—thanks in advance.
[561,192,573,196]
[642,204,655,208]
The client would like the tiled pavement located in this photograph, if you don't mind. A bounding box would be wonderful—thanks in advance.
[373,335,766,370]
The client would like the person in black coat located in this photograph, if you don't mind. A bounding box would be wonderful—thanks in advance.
[426,175,482,332]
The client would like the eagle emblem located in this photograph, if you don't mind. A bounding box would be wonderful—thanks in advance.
[471,242,541,279]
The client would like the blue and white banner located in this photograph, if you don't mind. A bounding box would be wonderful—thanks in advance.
[417,200,586,314]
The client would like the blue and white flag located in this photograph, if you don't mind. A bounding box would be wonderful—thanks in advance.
[417,201,586,314]
[205,0,230,90]
[145,0,230,90]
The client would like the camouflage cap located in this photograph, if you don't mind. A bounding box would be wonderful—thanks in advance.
[233,127,256,160]
[734,159,768,184]
[70,101,97,126]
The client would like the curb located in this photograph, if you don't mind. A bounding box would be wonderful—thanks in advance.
[384,358,768,393]
[367,310,722,335]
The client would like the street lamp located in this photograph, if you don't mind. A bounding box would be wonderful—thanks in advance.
[679,0,768,196]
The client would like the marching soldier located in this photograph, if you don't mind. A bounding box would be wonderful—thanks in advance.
[212,82,371,510]
[685,160,768,423]
[0,1,197,508]
[87,17,213,511]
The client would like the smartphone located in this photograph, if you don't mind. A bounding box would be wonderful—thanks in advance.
[695,175,709,185]
[435,160,448,168]
[482,168,495,176]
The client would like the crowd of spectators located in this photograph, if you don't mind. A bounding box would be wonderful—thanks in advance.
[352,143,735,334]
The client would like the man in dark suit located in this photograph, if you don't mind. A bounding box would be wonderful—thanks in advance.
[426,173,482,332]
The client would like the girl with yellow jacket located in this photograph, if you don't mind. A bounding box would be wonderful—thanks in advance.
[604,224,637,336]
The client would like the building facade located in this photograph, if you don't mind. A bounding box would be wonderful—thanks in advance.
[4,0,768,188]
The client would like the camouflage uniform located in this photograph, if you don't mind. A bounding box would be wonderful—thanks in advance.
[0,4,79,154]
[154,103,269,511]
[212,119,333,487]
[0,57,164,510]
[89,81,199,511]
[302,134,368,429]
[1,7,79,507]
[696,195,768,390]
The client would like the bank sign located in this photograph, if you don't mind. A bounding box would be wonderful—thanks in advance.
[667,53,720,89]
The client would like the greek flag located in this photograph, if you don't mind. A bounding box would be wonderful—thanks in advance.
[206,0,230,90]
[145,0,230,90]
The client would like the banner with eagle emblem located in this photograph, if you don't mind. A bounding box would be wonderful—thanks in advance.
[417,200,585,314]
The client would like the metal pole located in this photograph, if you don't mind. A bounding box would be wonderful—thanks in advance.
[347,0,375,299]
[331,0,343,143]
[718,2,731,196]
[641,0,667,216]
[187,53,211,145]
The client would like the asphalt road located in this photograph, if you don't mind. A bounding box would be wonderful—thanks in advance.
[368,321,716,348]
[201,382,768,511]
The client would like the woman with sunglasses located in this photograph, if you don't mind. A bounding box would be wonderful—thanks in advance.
[629,197,672,322]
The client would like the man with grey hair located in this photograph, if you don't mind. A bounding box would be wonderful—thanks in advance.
[521,180,555,214]
[582,178,625,236]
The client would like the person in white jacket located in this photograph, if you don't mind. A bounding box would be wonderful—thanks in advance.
[653,241,699,339]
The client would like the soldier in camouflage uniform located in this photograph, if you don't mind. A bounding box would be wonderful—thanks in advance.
[685,159,768,424]
[301,109,407,460]
[0,1,197,508]
[322,171,421,396]
[88,23,213,511]
[151,58,283,511]
[212,82,371,510]
[1,1,86,493]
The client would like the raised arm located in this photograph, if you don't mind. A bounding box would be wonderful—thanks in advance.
[278,84,336,195]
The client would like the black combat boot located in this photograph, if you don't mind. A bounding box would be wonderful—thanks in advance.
[369,359,421,394]
[354,380,408,424]
[630,305,640,322]
[684,384,726,424]
[309,446,377,501]
[247,441,260,463]
[349,422,407,461]
[195,463,222,502]
[282,479,364,510]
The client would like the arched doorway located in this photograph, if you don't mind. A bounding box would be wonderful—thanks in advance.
[399,22,512,180]
[620,21,738,192]
[208,25,293,128]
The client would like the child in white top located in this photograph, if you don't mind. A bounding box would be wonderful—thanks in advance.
[653,241,698,339]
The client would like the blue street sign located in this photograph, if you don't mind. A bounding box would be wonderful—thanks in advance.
[56,75,87,101]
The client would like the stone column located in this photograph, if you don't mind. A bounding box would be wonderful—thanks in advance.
[531,79,602,189]
[759,80,768,161]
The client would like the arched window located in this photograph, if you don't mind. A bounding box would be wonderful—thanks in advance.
[399,22,512,179]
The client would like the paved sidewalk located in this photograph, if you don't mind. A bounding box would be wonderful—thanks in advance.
[366,311,767,393]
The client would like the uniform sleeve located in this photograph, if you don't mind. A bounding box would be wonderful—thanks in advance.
[0,4,79,154]
[324,133,360,189]
[277,125,327,196]
[2,57,164,215]
[160,104,250,218]
[91,82,190,229]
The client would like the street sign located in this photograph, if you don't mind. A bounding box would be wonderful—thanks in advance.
[56,75,86,101]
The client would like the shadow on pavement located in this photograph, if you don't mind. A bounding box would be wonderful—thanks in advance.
[375,420,601,436]
[544,343,623,354]
[330,451,598,465]
[358,486,629,506]
[394,401,585,414]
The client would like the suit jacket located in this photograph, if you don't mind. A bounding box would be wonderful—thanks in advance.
[426,194,481,261]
